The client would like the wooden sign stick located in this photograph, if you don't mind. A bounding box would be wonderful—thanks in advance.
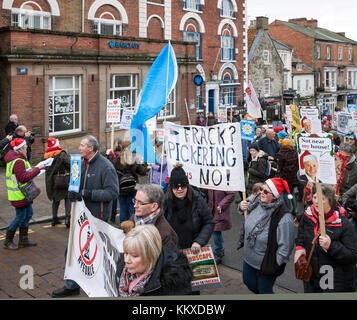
[111,122,115,151]
[67,202,76,267]
[243,192,248,220]
[316,183,326,237]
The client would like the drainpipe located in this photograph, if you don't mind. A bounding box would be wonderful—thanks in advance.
[82,0,85,33]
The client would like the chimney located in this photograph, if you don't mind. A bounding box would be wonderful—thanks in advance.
[288,18,308,26]
[306,19,318,28]
[256,16,269,30]
[337,32,345,37]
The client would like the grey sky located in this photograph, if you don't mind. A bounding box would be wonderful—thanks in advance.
[246,0,357,41]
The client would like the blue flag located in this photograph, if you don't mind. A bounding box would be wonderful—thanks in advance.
[240,119,256,142]
[130,42,178,163]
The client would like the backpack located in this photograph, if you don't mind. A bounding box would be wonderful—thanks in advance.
[119,172,137,196]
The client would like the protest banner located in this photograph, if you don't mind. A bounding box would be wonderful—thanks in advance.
[337,112,355,139]
[296,133,336,185]
[64,200,125,297]
[106,99,121,150]
[290,104,300,131]
[245,81,262,119]
[120,108,134,130]
[217,104,228,123]
[164,122,245,192]
[240,119,255,142]
[183,245,221,290]
[299,106,322,134]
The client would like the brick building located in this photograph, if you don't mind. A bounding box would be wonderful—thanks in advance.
[0,0,246,160]
[269,18,357,115]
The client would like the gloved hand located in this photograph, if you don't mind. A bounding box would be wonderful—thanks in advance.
[68,191,82,202]
[81,189,92,200]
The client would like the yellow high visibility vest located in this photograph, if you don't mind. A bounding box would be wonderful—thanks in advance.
[6,158,31,201]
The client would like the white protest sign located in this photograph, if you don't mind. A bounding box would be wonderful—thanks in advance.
[64,201,125,297]
[106,99,121,123]
[299,107,322,134]
[296,133,336,184]
[337,112,355,138]
[164,122,245,191]
[217,104,227,123]
[120,108,134,130]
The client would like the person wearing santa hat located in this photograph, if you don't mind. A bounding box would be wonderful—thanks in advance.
[43,137,71,227]
[299,152,321,183]
[238,177,295,294]
[4,138,45,250]
[301,117,312,134]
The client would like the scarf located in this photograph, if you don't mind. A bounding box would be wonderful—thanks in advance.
[246,196,283,248]
[172,197,190,224]
[134,209,160,226]
[44,147,62,159]
[119,267,153,297]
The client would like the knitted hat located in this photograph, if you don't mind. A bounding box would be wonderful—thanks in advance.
[274,126,281,133]
[265,178,293,199]
[249,143,260,152]
[281,138,292,149]
[106,149,116,159]
[277,131,287,140]
[10,138,26,151]
[47,137,59,149]
[169,163,189,186]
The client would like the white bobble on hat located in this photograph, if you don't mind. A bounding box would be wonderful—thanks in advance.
[265,178,293,199]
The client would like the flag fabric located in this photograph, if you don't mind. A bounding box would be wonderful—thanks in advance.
[130,41,178,163]
[245,81,262,119]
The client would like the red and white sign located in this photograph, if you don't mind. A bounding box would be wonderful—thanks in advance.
[106,99,121,123]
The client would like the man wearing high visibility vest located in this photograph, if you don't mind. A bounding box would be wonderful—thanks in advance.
[4,138,45,250]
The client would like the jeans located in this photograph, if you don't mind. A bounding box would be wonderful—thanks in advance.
[119,195,134,223]
[213,231,224,256]
[8,204,33,231]
[242,261,276,294]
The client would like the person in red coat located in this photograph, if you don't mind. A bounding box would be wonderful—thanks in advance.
[208,189,236,264]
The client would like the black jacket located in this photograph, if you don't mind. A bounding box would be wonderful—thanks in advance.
[296,205,357,292]
[116,246,193,296]
[164,189,214,248]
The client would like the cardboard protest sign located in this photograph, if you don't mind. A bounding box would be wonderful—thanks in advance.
[217,104,228,123]
[183,245,221,290]
[120,108,134,130]
[64,201,125,297]
[240,119,255,142]
[337,112,355,138]
[299,107,322,134]
[106,99,121,123]
[164,122,245,191]
[296,133,336,184]
[335,152,347,197]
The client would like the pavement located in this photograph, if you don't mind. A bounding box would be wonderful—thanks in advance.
[0,166,293,298]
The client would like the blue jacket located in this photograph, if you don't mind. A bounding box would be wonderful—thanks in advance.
[258,137,280,160]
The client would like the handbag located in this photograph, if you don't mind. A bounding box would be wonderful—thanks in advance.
[295,232,319,282]
[54,172,70,189]
[18,180,41,201]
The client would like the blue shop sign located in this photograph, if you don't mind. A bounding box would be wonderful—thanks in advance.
[109,40,140,49]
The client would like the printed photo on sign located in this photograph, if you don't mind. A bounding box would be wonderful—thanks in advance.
[183,245,221,290]
[240,119,255,142]
[337,112,355,138]
[164,122,245,192]
[299,107,322,134]
[296,133,336,184]
[217,104,228,123]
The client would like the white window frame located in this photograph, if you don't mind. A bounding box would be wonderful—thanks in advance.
[324,68,336,91]
[11,7,51,30]
[157,88,176,119]
[221,34,234,61]
[184,29,201,60]
[317,45,321,59]
[184,0,201,11]
[338,46,343,60]
[221,0,234,18]
[263,78,270,96]
[326,45,331,60]
[263,50,270,65]
[49,76,82,135]
[349,47,353,61]
[93,12,122,36]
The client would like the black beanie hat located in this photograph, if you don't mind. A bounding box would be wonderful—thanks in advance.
[169,163,189,186]
[249,143,260,152]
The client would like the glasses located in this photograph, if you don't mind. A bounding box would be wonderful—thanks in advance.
[172,184,187,191]
[134,199,152,206]
[260,187,273,195]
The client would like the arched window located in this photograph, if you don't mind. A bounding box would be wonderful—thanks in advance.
[221,29,234,61]
[221,72,235,105]
[93,12,122,36]
[183,23,201,60]
[183,0,204,11]
[11,1,51,30]
[221,0,234,17]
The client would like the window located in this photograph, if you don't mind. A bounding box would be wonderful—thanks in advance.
[110,74,138,120]
[263,50,270,64]
[347,70,357,88]
[338,46,343,60]
[325,70,336,90]
[184,31,201,60]
[296,80,301,92]
[264,78,270,96]
[184,0,200,11]
[221,0,234,18]
[317,45,321,59]
[317,71,321,88]
[305,79,309,91]
[221,35,234,61]
[326,46,331,60]
[221,74,235,105]
[158,88,176,119]
[196,86,202,111]
[296,64,302,72]
[49,76,81,135]
[11,8,51,30]
[349,48,353,61]
[93,13,122,36]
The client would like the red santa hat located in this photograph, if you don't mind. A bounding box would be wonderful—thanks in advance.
[265,178,293,199]
[10,138,26,151]
[106,149,116,159]
[273,126,281,133]
[47,137,59,149]
[299,150,318,170]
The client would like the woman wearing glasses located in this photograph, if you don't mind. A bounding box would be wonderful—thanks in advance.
[163,163,214,254]
[238,178,295,294]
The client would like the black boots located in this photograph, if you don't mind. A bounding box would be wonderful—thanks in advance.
[18,227,37,248]
[3,229,18,250]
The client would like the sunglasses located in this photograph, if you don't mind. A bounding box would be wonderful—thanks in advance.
[172,184,187,191]
[260,187,273,195]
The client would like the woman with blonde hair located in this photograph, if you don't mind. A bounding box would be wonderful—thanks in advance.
[116,224,193,296]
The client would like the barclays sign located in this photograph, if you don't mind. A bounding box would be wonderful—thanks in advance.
[109,40,140,49]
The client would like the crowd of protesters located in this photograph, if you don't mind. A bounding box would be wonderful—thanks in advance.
[2,107,357,297]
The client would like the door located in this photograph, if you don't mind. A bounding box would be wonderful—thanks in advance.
[208,89,215,114]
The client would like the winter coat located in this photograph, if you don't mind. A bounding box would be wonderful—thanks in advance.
[44,149,70,202]
[207,190,236,232]
[258,136,280,160]
[296,205,357,292]
[247,151,268,195]
[0,137,10,150]
[277,147,299,190]
[80,152,119,221]
[164,188,214,248]
[116,246,193,296]
[5,121,17,135]
[4,149,41,208]
[340,160,357,196]
[130,209,179,251]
